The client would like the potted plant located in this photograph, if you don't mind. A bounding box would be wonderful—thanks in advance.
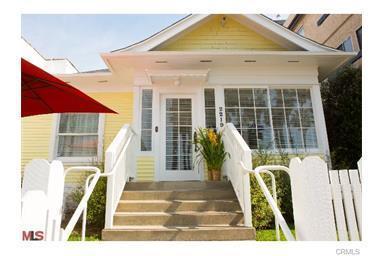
[194,128,230,181]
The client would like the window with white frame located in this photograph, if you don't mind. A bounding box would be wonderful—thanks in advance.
[337,37,353,52]
[140,89,153,151]
[56,113,101,158]
[204,88,216,129]
[224,88,318,151]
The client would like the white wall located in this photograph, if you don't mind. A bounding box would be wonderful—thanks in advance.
[21,38,78,75]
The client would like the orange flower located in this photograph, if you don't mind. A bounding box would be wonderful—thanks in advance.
[208,129,218,146]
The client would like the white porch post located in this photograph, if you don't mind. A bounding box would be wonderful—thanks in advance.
[312,84,331,167]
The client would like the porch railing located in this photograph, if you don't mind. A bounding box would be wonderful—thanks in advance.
[222,123,295,241]
[222,123,253,227]
[104,124,137,229]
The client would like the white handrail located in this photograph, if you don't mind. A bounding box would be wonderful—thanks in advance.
[60,166,102,241]
[240,163,295,241]
[222,123,253,227]
[258,170,280,241]
[104,124,136,229]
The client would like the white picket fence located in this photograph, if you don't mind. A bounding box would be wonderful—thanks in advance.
[289,156,362,241]
[329,165,362,241]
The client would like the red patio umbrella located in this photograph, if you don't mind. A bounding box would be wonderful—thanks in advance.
[21,58,117,117]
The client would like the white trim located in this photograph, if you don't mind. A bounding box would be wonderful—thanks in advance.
[114,15,210,52]
[50,113,105,164]
[113,14,339,53]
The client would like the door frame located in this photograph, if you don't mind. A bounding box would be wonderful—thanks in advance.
[153,86,205,181]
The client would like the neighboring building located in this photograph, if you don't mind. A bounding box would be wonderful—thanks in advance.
[21,14,355,240]
[283,14,362,67]
[21,37,78,74]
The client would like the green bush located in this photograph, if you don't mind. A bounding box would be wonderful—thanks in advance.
[321,66,362,169]
[250,149,298,229]
[71,176,107,229]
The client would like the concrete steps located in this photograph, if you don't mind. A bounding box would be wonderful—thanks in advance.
[102,181,255,241]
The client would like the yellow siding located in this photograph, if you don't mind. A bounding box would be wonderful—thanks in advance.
[65,92,134,184]
[158,15,286,51]
[21,92,135,184]
[21,114,54,171]
[136,156,155,181]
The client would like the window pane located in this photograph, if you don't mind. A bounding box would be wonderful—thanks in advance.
[239,89,254,107]
[241,129,258,149]
[283,89,298,107]
[224,89,239,107]
[179,112,192,126]
[59,113,99,133]
[166,112,178,126]
[140,130,152,151]
[254,89,269,108]
[204,89,216,129]
[141,109,152,129]
[225,108,240,128]
[166,99,178,111]
[303,128,318,149]
[205,109,216,128]
[274,128,290,149]
[300,108,315,127]
[166,140,179,155]
[271,108,286,128]
[256,109,271,129]
[286,108,301,127]
[258,129,274,149]
[142,89,153,108]
[269,89,283,107]
[240,108,256,128]
[297,89,312,108]
[179,127,192,141]
[343,37,353,52]
[57,135,98,157]
[356,27,362,50]
[141,90,153,151]
[179,99,191,111]
[166,156,178,170]
[288,128,303,149]
[204,89,215,107]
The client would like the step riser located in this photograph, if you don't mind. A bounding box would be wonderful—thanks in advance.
[125,181,232,191]
[113,214,244,226]
[102,228,255,241]
[121,190,236,200]
[116,201,241,212]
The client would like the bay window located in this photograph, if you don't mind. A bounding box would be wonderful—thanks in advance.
[224,88,318,151]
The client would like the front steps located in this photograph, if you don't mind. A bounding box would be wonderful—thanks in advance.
[102,181,255,241]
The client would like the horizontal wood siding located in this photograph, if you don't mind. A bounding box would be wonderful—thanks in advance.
[158,15,286,51]
[21,114,54,171]
[21,92,135,185]
[136,156,155,181]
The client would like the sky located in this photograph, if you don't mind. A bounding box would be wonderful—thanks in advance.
[21,14,288,72]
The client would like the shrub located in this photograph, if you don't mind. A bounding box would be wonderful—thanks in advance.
[250,148,299,229]
[321,66,362,169]
[71,175,107,229]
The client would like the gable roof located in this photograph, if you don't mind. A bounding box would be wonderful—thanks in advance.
[112,14,338,53]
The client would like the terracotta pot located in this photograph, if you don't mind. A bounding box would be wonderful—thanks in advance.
[207,170,213,181]
[211,169,221,181]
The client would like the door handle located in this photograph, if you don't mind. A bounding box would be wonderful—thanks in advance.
[155,126,158,133]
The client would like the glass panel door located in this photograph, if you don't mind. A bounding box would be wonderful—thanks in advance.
[165,98,193,171]
[160,94,199,180]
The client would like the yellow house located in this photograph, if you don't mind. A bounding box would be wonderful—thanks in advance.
[21,14,356,241]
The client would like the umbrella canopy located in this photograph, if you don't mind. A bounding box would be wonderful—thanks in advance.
[21,58,117,117]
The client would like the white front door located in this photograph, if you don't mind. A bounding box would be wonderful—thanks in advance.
[159,94,200,181]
